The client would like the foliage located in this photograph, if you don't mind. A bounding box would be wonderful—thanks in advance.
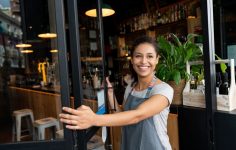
[156,33,203,85]
[191,64,204,84]
[215,54,227,74]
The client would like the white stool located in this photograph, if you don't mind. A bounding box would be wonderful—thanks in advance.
[56,129,64,139]
[12,109,34,142]
[34,117,60,140]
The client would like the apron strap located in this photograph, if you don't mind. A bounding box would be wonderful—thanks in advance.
[144,76,157,99]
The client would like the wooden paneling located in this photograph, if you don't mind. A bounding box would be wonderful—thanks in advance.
[168,113,179,150]
[8,86,61,120]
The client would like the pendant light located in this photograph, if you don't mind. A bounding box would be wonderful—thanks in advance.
[85,3,115,17]
[20,49,34,53]
[38,33,57,39]
[50,49,58,53]
[15,43,32,48]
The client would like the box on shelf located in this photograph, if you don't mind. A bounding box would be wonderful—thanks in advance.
[183,59,236,111]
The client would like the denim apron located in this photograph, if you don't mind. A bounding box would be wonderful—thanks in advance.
[121,77,165,150]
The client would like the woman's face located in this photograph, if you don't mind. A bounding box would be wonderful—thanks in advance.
[131,43,159,78]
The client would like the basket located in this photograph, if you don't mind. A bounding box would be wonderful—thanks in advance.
[168,80,186,105]
[183,59,236,111]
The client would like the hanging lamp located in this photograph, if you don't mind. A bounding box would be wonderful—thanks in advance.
[15,43,32,48]
[85,3,115,17]
[20,49,34,53]
[50,49,58,53]
[38,33,57,39]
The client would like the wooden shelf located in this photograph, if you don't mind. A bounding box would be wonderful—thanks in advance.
[81,57,102,62]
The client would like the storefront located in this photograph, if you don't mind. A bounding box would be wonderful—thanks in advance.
[0,0,236,150]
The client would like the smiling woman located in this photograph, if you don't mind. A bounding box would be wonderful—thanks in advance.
[60,35,174,150]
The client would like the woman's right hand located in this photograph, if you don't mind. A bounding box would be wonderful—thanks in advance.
[106,77,114,95]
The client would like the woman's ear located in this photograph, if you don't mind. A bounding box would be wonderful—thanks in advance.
[156,55,160,64]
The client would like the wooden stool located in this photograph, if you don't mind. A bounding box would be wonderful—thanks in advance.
[34,117,60,140]
[12,109,34,142]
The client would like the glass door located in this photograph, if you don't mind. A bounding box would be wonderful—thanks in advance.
[0,0,74,149]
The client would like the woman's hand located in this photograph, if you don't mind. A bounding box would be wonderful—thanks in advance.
[106,77,114,96]
[59,105,97,130]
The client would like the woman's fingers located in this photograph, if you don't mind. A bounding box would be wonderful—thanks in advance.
[59,105,96,130]
[65,124,81,130]
[60,117,78,125]
[62,107,80,115]
[106,77,112,87]
[59,113,78,120]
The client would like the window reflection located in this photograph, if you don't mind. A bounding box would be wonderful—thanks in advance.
[0,0,62,143]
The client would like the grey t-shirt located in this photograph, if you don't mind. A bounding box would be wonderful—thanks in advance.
[123,81,174,150]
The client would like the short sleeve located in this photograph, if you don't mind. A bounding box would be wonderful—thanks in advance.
[150,82,174,105]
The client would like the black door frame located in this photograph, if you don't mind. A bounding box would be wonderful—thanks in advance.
[201,0,216,149]
[66,0,110,149]
[0,0,218,150]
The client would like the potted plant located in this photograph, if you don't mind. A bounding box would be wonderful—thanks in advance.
[156,33,203,105]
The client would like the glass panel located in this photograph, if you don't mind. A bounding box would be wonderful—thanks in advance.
[0,0,64,144]
[214,1,236,61]
[76,1,105,114]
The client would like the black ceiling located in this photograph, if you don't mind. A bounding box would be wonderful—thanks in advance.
[76,0,148,35]
[77,0,147,21]
[21,0,151,41]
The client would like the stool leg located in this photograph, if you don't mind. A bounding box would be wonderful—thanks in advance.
[55,122,60,140]
[16,115,21,141]
[34,127,38,140]
[12,117,16,142]
[25,116,33,140]
[38,127,45,140]
[51,126,55,140]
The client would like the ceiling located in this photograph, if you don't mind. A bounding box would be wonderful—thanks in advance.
[77,0,147,20]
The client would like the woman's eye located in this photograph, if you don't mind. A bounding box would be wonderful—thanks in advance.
[135,55,141,58]
[147,55,154,59]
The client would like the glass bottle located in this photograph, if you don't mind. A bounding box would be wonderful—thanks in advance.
[219,72,229,95]
[216,72,222,95]
[190,75,197,91]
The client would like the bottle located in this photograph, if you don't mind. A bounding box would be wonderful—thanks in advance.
[82,75,87,89]
[92,68,99,89]
[219,72,229,95]
[216,72,222,95]
[92,67,101,89]
[190,75,197,91]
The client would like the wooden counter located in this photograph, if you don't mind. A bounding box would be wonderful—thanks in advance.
[8,86,62,120]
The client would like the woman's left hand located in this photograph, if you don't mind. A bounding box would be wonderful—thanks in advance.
[59,105,97,130]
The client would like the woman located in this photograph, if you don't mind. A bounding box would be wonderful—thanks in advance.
[59,36,174,150]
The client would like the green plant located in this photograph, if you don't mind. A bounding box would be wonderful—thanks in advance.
[191,64,204,84]
[215,54,227,73]
[156,33,203,85]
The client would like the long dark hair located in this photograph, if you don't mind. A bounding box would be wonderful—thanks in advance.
[130,35,159,86]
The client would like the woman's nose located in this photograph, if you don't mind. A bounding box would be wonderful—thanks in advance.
[141,56,148,63]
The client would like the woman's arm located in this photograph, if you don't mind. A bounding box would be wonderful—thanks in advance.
[59,93,169,130]
[106,77,123,112]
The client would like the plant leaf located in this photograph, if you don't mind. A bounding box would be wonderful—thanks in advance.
[171,33,182,47]
[215,54,227,73]
[172,70,181,85]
